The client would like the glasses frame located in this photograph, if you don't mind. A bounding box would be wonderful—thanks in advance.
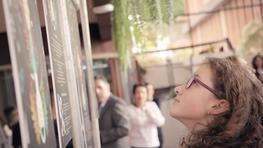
[186,75,222,99]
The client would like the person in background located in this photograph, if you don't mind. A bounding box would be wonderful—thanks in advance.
[94,75,130,148]
[170,57,263,147]
[252,54,263,83]
[146,83,164,148]
[4,106,21,148]
[129,83,165,148]
[0,115,13,148]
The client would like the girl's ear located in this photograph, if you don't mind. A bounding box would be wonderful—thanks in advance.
[209,99,229,115]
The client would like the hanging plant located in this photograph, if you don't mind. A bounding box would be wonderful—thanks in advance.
[112,0,132,70]
[112,0,185,69]
[240,22,263,59]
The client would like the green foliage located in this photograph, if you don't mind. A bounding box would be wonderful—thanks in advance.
[112,0,185,69]
[112,0,132,69]
[173,0,184,17]
[240,22,263,56]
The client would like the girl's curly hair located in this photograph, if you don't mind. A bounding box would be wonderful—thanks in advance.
[181,57,263,148]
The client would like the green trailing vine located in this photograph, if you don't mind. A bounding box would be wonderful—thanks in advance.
[241,21,263,55]
[112,0,184,70]
[112,0,132,70]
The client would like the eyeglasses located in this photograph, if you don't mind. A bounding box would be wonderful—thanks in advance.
[186,75,222,99]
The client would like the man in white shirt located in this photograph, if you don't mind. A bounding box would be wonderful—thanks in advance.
[128,83,165,148]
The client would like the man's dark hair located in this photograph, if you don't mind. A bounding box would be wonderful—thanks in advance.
[132,83,147,94]
[4,106,16,118]
[94,75,109,83]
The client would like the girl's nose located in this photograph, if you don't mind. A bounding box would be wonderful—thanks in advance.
[175,85,184,95]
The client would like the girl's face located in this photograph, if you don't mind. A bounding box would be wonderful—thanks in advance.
[134,86,148,108]
[169,64,228,130]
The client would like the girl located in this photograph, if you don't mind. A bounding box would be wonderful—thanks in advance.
[170,57,263,147]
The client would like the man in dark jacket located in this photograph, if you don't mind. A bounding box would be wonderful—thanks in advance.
[95,75,130,148]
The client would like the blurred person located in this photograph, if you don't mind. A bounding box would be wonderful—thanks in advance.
[252,54,263,83]
[227,56,256,74]
[146,83,164,148]
[129,83,165,148]
[0,115,13,148]
[146,83,161,107]
[95,75,130,148]
[4,106,21,148]
[170,57,263,147]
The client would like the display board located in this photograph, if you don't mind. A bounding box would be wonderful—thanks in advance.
[64,0,93,147]
[42,0,73,147]
[2,0,57,147]
[57,0,95,147]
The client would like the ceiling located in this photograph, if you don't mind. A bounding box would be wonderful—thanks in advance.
[0,0,112,40]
